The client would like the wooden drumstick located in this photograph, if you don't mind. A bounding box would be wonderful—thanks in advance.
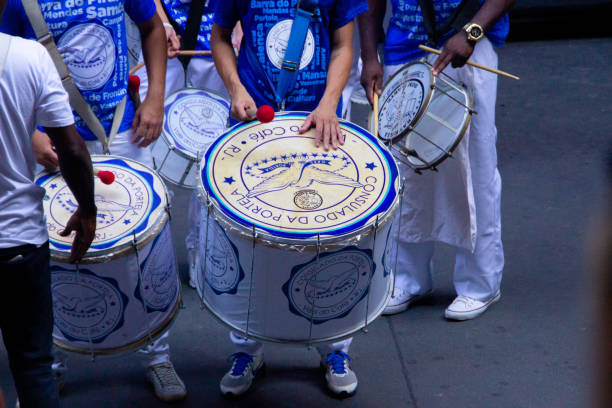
[128,50,212,75]
[373,92,379,137]
[418,44,520,80]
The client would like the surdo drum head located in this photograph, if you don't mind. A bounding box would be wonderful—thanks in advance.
[36,156,180,355]
[197,112,400,343]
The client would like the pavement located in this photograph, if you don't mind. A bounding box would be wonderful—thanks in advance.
[2,38,609,407]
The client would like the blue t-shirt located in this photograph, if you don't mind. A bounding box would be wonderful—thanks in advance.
[163,0,216,56]
[384,0,509,66]
[214,0,368,113]
[0,0,156,141]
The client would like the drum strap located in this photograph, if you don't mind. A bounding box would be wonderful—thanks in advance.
[417,0,482,46]
[274,0,318,109]
[0,33,10,79]
[179,0,207,70]
[21,0,126,154]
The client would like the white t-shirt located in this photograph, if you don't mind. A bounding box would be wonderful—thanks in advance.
[0,34,75,248]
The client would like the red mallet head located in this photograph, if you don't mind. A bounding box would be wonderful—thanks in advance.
[256,105,275,123]
[128,75,140,94]
[97,170,115,185]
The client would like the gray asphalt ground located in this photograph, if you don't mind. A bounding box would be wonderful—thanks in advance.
[2,38,609,407]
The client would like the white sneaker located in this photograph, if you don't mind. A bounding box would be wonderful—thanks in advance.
[321,351,358,397]
[445,292,501,321]
[382,288,432,316]
[146,362,187,402]
[187,249,197,289]
[220,352,265,396]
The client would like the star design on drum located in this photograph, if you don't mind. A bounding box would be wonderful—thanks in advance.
[123,219,131,225]
[365,162,377,171]
[50,183,57,189]
[243,152,363,198]
[224,177,235,185]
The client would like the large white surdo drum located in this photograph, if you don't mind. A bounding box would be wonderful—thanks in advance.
[35,156,180,356]
[152,88,230,188]
[369,60,473,171]
[197,112,400,343]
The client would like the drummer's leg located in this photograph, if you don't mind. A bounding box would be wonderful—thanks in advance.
[220,332,265,396]
[316,338,357,396]
[186,58,230,100]
[136,55,185,99]
[449,39,504,319]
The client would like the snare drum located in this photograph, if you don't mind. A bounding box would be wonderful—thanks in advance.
[152,88,230,188]
[196,112,400,343]
[36,156,180,356]
[370,60,473,171]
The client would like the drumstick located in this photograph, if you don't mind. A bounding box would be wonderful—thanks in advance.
[418,44,520,80]
[373,92,379,137]
[128,50,212,75]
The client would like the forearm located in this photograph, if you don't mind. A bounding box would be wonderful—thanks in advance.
[211,24,245,97]
[139,15,167,101]
[473,0,516,32]
[153,0,170,24]
[320,24,354,109]
[45,126,96,216]
[358,0,385,62]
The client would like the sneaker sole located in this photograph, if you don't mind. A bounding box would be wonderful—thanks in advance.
[444,292,501,321]
[382,291,432,316]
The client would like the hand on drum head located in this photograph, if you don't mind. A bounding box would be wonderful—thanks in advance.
[131,97,164,148]
[360,58,384,106]
[230,86,257,122]
[299,102,345,151]
[431,32,475,76]
[59,208,97,264]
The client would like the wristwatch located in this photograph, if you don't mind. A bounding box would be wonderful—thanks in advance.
[463,22,484,43]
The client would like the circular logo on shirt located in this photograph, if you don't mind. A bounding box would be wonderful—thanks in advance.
[266,19,315,71]
[282,247,374,323]
[57,23,116,90]
[51,266,127,344]
[201,220,244,295]
[135,226,179,311]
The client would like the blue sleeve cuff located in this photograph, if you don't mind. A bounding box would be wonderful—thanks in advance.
[332,3,368,30]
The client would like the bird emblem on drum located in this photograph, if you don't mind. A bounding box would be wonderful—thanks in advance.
[56,192,137,226]
[244,153,363,199]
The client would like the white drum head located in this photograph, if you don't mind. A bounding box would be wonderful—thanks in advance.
[36,155,169,263]
[162,88,230,158]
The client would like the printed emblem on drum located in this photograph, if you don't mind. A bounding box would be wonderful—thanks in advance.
[266,19,315,70]
[135,226,179,311]
[201,221,244,295]
[165,91,229,154]
[379,79,425,140]
[294,189,323,210]
[283,247,375,323]
[57,23,116,90]
[42,160,157,252]
[205,115,397,238]
[51,266,127,343]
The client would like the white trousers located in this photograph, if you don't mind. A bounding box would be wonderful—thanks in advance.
[59,129,172,368]
[230,332,352,358]
[386,39,504,302]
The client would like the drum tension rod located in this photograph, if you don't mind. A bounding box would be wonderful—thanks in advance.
[245,224,257,341]
[430,83,477,115]
[133,230,155,348]
[76,263,96,362]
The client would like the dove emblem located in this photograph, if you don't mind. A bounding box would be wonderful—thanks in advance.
[246,160,363,198]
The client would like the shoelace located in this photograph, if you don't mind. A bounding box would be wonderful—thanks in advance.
[455,296,476,308]
[229,352,253,376]
[325,351,350,375]
[152,364,182,387]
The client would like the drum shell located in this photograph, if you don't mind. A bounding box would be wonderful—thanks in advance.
[50,222,180,355]
[151,135,199,188]
[196,212,395,344]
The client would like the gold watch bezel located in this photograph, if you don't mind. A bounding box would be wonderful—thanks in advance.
[463,23,484,42]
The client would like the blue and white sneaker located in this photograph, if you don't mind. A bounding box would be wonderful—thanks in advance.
[220,352,264,396]
[322,351,358,396]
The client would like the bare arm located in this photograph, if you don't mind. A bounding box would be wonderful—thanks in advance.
[358,0,386,105]
[299,21,354,151]
[132,14,167,147]
[432,0,517,75]
[153,0,181,58]
[45,125,97,263]
[211,23,256,121]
